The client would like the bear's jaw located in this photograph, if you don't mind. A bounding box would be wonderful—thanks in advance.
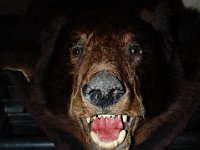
[81,114,138,150]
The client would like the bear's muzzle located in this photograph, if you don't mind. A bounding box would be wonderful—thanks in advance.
[82,71,126,109]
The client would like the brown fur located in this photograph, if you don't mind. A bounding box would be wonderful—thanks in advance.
[1,0,200,150]
[26,11,199,149]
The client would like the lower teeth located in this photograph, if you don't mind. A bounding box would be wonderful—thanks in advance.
[90,130,126,149]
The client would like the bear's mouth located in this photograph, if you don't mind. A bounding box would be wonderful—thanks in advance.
[81,114,139,150]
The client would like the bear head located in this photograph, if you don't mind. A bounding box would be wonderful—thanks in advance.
[25,5,199,150]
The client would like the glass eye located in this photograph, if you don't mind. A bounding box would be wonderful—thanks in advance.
[72,47,83,56]
[129,45,142,55]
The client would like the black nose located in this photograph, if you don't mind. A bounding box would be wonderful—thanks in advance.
[82,71,126,108]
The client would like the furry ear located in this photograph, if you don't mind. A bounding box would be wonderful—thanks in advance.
[140,2,173,60]
[140,2,171,32]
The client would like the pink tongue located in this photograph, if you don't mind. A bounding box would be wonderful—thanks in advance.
[91,117,123,141]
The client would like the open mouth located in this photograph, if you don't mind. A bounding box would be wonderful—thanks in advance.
[81,114,138,150]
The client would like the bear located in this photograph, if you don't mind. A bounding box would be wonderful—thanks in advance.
[0,0,200,150]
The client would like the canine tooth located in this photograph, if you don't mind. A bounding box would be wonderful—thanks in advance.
[90,131,100,145]
[118,115,121,118]
[93,116,96,120]
[122,115,127,122]
[86,117,90,123]
[117,130,126,144]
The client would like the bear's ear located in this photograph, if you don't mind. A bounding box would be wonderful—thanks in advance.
[140,2,171,32]
[140,2,173,60]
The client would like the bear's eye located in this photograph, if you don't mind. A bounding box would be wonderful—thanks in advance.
[72,46,84,56]
[129,45,142,56]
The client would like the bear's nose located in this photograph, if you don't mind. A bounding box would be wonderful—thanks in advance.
[82,71,126,108]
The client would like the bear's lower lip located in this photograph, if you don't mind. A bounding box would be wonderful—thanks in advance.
[81,114,138,150]
[90,130,126,149]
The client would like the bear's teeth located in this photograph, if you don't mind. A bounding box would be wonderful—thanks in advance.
[88,114,128,123]
[86,117,90,123]
[95,114,127,119]
[118,130,126,144]
[97,114,113,118]
[105,115,111,118]
[122,115,127,122]
[98,115,103,118]
[90,130,126,149]
[90,131,100,144]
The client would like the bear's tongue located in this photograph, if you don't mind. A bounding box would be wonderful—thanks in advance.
[91,117,123,141]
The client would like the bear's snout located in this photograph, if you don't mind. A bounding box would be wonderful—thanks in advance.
[82,71,126,108]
